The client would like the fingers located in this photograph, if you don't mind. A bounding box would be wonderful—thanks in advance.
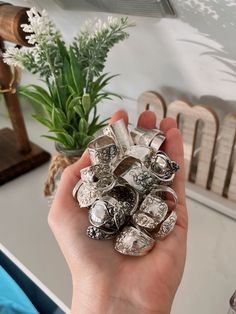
[160,117,177,133]
[137,111,156,129]
[162,128,187,210]
[109,109,128,126]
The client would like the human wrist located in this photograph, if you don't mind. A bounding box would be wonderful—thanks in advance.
[71,272,171,314]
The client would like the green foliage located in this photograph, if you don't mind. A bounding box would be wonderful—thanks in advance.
[6,12,134,150]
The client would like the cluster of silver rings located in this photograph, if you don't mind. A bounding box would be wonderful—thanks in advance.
[73,119,179,256]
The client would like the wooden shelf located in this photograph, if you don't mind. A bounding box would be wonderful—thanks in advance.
[0,128,50,185]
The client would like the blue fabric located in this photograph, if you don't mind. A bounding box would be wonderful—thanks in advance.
[0,266,39,314]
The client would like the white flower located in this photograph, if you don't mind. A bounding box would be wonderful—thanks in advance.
[3,47,28,68]
[21,7,58,46]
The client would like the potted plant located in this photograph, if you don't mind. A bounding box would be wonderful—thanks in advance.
[3,8,134,196]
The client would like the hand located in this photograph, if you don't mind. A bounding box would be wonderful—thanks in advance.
[48,110,188,314]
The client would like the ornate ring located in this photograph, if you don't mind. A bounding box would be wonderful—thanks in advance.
[125,145,154,168]
[115,226,155,256]
[132,211,158,231]
[114,156,157,194]
[88,135,119,165]
[73,180,101,208]
[152,211,177,239]
[103,119,133,154]
[150,185,178,211]
[87,226,117,240]
[104,179,139,215]
[89,196,126,232]
[131,128,165,148]
[80,164,115,192]
[150,151,179,184]
[139,192,169,223]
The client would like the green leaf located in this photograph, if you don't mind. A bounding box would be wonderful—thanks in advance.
[79,118,88,134]
[69,47,85,94]
[32,115,52,128]
[82,93,91,114]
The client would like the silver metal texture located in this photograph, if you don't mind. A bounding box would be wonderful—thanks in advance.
[88,135,119,165]
[115,226,155,256]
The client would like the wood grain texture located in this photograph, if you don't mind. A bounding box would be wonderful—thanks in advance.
[0,3,31,46]
[167,101,218,188]
[211,113,236,197]
[0,41,31,154]
[0,128,50,185]
[137,91,166,122]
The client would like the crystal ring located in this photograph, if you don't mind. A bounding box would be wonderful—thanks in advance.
[88,135,119,165]
[115,226,155,256]
[150,151,179,184]
[114,156,157,194]
[89,196,126,232]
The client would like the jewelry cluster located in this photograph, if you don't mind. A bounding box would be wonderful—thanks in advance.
[73,119,179,256]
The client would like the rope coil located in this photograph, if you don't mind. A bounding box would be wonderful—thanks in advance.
[44,154,79,197]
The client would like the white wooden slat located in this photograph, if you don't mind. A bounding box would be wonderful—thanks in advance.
[211,113,236,197]
[137,91,166,121]
[167,101,218,188]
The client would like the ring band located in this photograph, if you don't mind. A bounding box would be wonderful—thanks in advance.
[87,226,117,240]
[88,135,119,165]
[115,226,155,256]
[74,180,101,208]
[152,211,177,239]
[150,151,179,184]
[150,185,178,211]
[114,156,156,194]
[103,119,133,154]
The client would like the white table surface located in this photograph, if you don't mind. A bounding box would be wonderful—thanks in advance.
[0,114,236,314]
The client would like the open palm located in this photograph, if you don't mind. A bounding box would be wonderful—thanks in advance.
[48,110,188,314]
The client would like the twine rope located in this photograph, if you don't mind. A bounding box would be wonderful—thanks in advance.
[0,67,20,94]
[44,154,79,197]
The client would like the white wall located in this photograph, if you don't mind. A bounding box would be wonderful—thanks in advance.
[4,0,236,122]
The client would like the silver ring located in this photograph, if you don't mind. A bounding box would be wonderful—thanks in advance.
[80,164,111,183]
[88,135,119,165]
[132,211,158,231]
[114,156,156,194]
[103,119,133,154]
[131,128,165,148]
[74,180,101,208]
[104,179,139,215]
[150,185,178,211]
[87,226,117,240]
[125,145,154,168]
[80,164,116,192]
[114,226,155,256]
[152,211,177,239]
[149,133,166,151]
[89,196,125,232]
[139,193,169,223]
[150,151,179,184]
